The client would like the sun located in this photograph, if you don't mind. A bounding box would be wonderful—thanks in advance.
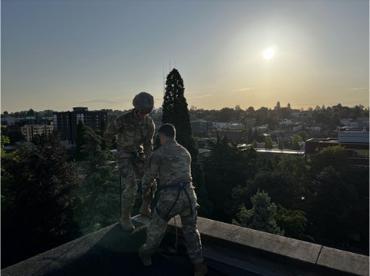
[262,47,275,60]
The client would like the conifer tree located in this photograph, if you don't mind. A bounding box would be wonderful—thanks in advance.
[162,68,212,215]
[162,68,197,158]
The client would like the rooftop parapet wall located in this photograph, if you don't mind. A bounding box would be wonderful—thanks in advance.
[169,217,369,276]
[3,216,369,276]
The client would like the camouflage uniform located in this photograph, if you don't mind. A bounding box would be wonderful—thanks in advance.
[139,139,204,264]
[105,109,155,216]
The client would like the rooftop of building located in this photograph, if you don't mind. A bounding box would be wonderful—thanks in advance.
[2,216,368,276]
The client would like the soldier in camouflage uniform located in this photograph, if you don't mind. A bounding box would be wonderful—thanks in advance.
[139,124,208,276]
[105,92,155,231]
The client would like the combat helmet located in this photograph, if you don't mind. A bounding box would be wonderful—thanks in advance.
[132,92,154,113]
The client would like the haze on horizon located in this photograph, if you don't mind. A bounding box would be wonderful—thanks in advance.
[1,0,369,112]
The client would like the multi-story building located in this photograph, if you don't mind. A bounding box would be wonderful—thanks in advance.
[191,119,213,137]
[53,107,108,144]
[210,122,246,143]
[305,128,369,167]
[21,124,54,142]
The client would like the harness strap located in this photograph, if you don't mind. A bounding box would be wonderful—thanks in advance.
[155,181,194,221]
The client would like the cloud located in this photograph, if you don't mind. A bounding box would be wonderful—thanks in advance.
[78,98,117,104]
[232,87,254,93]
[188,93,212,99]
[351,87,369,92]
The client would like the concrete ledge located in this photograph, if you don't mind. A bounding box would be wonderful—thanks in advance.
[317,247,369,276]
[169,216,369,276]
[2,224,116,276]
[3,216,369,276]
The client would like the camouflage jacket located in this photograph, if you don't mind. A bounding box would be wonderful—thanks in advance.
[141,139,193,193]
[105,109,155,157]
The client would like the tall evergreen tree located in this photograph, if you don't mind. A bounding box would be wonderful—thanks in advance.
[162,68,212,215]
[162,68,197,158]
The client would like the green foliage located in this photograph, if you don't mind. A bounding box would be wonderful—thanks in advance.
[234,191,283,235]
[291,134,302,150]
[204,138,257,221]
[245,171,303,210]
[1,135,79,267]
[303,145,368,251]
[1,134,10,156]
[275,206,307,239]
[72,125,119,234]
[310,145,349,174]
[308,166,364,248]
[264,136,273,149]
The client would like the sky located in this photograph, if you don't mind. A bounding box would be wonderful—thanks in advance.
[2,0,369,112]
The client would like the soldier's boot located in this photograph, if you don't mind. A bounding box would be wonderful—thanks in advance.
[120,207,135,232]
[138,247,152,266]
[139,200,151,217]
[194,262,208,276]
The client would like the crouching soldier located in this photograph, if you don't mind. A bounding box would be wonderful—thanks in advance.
[139,124,208,276]
[104,92,155,231]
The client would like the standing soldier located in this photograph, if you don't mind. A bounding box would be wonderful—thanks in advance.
[105,92,155,231]
[139,124,207,276]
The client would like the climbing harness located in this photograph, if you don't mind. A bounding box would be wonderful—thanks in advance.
[155,179,194,222]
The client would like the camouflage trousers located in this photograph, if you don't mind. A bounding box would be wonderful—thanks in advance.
[139,186,204,264]
[119,154,144,214]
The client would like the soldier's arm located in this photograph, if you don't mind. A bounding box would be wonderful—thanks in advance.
[141,151,160,196]
[143,119,155,159]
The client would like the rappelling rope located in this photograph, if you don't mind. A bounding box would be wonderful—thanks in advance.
[174,215,179,252]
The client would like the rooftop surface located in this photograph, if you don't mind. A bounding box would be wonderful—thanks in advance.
[2,216,369,276]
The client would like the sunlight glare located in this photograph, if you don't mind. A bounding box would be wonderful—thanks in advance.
[262,47,275,60]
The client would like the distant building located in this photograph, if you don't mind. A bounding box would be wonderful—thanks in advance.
[191,119,212,137]
[305,128,369,167]
[21,124,54,142]
[306,126,321,133]
[211,122,246,143]
[338,128,369,144]
[292,125,303,132]
[53,107,108,144]
[254,124,268,133]
[279,119,294,127]
[1,116,17,126]
[244,118,256,128]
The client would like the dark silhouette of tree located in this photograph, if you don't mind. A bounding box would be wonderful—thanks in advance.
[204,138,257,221]
[307,146,369,253]
[26,108,35,117]
[1,135,79,267]
[308,166,359,247]
[162,68,212,215]
[162,68,196,158]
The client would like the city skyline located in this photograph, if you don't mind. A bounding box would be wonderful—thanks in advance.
[2,0,369,112]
